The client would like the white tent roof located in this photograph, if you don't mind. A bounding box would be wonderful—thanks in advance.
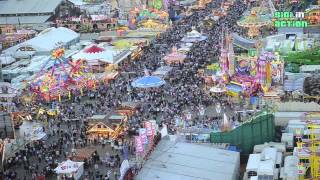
[300,65,320,72]
[283,156,298,179]
[187,30,202,37]
[0,15,51,25]
[0,0,62,15]
[136,136,239,180]
[72,44,114,64]
[54,160,84,174]
[0,55,15,65]
[68,0,89,6]
[246,154,260,172]
[4,27,79,54]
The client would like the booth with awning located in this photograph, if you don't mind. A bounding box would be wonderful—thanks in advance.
[86,122,115,139]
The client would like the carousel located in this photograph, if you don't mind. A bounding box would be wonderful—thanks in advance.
[237,10,271,38]
[181,27,207,43]
[163,46,187,65]
[72,44,120,82]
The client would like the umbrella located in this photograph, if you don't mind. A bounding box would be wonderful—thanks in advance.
[131,76,166,88]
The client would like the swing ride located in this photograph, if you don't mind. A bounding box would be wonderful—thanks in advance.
[29,47,98,102]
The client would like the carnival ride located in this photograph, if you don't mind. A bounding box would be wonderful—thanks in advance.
[237,10,271,38]
[305,6,320,25]
[231,33,257,50]
[209,30,283,98]
[10,111,31,129]
[129,7,169,26]
[137,19,168,31]
[163,46,187,65]
[250,0,276,15]
[295,113,320,180]
[29,48,97,101]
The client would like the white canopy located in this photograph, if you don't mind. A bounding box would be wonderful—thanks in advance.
[54,160,84,174]
[72,44,114,64]
[210,86,226,93]
[30,126,47,141]
[187,30,202,37]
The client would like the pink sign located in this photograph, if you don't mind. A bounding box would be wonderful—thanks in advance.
[151,122,156,136]
[144,122,152,136]
[139,128,148,144]
[135,136,144,153]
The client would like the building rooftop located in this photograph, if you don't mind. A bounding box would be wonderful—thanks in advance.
[0,15,51,25]
[0,0,62,15]
[136,136,240,180]
[0,113,15,139]
[3,27,79,54]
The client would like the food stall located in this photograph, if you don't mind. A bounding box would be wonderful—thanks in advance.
[86,122,115,139]
[116,102,140,117]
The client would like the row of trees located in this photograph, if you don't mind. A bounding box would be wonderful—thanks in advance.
[284,48,320,72]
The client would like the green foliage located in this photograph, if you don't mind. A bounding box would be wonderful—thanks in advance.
[283,48,320,72]
[80,24,92,33]
[153,0,163,10]
[284,49,320,65]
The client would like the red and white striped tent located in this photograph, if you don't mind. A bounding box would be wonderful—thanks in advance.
[72,44,114,65]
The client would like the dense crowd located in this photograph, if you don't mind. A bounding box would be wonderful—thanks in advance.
[3,0,249,179]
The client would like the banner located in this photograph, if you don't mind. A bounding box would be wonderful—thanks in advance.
[149,120,157,135]
[139,128,148,144]
[135,136,144,153]
[151,122,156,136]
[144,122,152,136]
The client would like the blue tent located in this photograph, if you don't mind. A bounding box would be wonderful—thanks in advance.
[131,76,166,88]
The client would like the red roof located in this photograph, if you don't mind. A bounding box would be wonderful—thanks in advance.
[83,45,105,54]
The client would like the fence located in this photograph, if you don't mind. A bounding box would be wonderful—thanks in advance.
[210,110,275,154]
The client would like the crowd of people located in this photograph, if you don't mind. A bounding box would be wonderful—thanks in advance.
[3,0,250,179]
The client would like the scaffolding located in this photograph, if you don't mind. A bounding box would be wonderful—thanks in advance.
[296,123,320,180]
